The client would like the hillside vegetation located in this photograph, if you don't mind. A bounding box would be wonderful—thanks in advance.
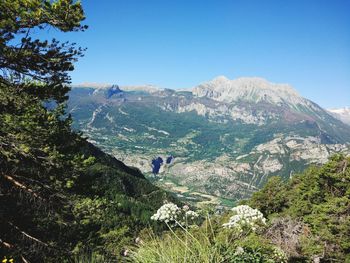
[249,154,350,261]
[132,155,350,262]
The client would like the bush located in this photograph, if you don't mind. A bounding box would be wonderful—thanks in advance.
[131,204,286,263]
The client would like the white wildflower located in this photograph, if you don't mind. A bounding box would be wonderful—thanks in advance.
[182,205,190,211]
[185,210,199,220]
[151,202,180,223]
[152,202,201,227]
[135,237,142,244]
[222,205,266,232]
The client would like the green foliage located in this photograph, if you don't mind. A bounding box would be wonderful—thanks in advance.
[1,1,87,260]
[73,197,109,225]
[133,156,349,262]
[131,214,286,263]
[73,251,110,263]
[0,0,87,102]
[248,176,288,216]
[249,154,350,261]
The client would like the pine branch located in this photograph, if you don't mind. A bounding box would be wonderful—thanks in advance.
[2,173,44,201]
[0,238,31,263]
[7,221,72,255]
[20,255,30,263]
[7,221,49,247]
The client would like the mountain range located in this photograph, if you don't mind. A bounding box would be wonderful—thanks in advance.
[68,76,350,205]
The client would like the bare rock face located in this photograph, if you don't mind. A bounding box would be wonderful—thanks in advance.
[156,76,330,126]
[192,76,306,107]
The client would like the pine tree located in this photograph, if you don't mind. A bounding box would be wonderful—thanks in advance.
[0,1,87,261]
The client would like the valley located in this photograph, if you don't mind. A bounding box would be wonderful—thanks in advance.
[69,77,350,205]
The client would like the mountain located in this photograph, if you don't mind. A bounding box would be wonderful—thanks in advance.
[328,107,350,125]
[68,76,350,205]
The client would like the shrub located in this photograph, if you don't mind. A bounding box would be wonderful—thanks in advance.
[131,203,286,263]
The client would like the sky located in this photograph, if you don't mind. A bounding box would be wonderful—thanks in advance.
[47,0,350,108]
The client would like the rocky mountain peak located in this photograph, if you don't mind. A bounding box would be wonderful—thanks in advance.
[192,76,304,106]
[106,84,123,98]
[210,75,230,85]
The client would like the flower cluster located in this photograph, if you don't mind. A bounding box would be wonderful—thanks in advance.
[151,202,180,223]
[151,202,200,227]
[223,205,266,232]
[185,210,199,220]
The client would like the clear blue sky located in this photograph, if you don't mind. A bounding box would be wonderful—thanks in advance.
[52,0,350,108]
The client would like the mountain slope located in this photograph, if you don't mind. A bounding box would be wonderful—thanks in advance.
[68,76,350,203]
[328,107,350,125]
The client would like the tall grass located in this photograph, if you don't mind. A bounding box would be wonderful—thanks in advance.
[73,251,110,263]
[130,229,224,263]
[129,212,287,263]
[130,216,228,263]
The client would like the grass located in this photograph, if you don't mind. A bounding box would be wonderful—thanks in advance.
[73,252,109,263]
[129,219,225,263]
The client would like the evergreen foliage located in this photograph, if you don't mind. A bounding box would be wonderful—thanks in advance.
[249,154,350,261]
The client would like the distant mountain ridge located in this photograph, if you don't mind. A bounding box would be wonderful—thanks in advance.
[328,107,350,125]
[73,82,163,93]
[68,76,350,204]
[193,76,304,106]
